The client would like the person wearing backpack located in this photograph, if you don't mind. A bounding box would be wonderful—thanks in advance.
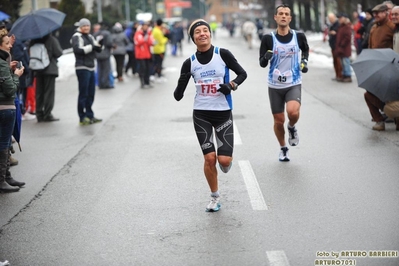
[30,32,63,122]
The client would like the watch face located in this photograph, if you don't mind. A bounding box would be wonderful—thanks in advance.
[230,81,238,90]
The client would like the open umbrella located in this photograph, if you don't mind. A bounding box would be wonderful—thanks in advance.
[0,11,10,21]
[9,8,65,41]
[352,48,399,102]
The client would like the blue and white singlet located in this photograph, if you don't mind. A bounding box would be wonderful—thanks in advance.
[190,47,232,110]
[268,30,302,89]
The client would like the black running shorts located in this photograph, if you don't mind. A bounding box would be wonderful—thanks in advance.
[268,84,302,114]
[193,110,234,157]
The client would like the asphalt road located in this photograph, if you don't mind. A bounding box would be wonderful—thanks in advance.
[0,29,398,266]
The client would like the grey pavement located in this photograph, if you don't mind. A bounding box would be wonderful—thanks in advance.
[0,28,398,266]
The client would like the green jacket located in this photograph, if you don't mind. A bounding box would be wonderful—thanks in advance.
[0,50,18,105]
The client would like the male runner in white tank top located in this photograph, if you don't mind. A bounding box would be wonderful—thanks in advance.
[259,4,309,162]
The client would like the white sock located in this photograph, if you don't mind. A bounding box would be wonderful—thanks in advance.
[211,191,220,198]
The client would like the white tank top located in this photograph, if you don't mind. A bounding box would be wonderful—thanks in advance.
[190,47,232,110]
[268,30,302,89]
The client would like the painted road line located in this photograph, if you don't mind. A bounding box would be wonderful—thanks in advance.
[234,122,242,145]
[266,250,290,266]
[238,160,267,210]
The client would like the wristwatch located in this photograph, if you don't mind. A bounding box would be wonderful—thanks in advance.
[229,81,238,91]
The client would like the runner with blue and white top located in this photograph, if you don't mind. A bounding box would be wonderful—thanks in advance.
[174,19,247,212]
[259,4,309,162]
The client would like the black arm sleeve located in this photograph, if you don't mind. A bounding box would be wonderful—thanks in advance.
[174,58,191,101]
[259,34,273,68]
[297,32,309,61]
[220,48,247,85]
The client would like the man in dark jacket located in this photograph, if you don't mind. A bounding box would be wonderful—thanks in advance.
[327,13,342,81]
[335,13,352,82]
[31,33,63,122]
[364,3,396,131]
[71,18,103,125]
[359,9,374,49]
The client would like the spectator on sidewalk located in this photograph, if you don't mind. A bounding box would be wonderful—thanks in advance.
[327,13,342,81]
[364,3,396,130]
[11,37,35,121]
[93,23,114,89]
[255,18,264,41]
[365,5,399,131]
[111,22,129,82]
[335,13,352,83]
[352,10,363,55]
[124,21,138,76]
[71,18,103,125]
[170,21,184,57]
[30,32,63,122]
[383,1,394,20]
[152,19,169,82]
[359,9,374,50]
[134,22,154,88]
[0,28,25,192]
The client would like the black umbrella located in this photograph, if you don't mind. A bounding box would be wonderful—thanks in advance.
[9,8,66,41]
[352,48,399,102]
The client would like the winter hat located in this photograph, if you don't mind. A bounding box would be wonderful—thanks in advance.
[188,19,211,43]
[365,8,373,16]
[78,18,91,27]
[372,4,388,13]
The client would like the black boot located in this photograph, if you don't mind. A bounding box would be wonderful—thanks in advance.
[0,180,20,193]
[5,175,25,187]
[0,149,19,193]
[5,150,25,187]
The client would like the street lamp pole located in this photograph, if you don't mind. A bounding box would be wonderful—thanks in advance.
[199,0,202,18]
[31,0,37,11]
[125,0,131,22]
[97,0,103,23]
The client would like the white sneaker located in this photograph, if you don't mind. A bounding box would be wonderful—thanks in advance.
[279,147,290,162]
[22,112,36,121]
[206,196,221,212]
[149,75,155,82]
[287,125,299,146]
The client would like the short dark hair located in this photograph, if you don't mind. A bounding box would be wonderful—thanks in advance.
[156,18,163,26]
[275,4,291,15]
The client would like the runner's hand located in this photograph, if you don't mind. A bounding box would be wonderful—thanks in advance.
[217,83,232,95]
[300,59,308,73]
[264,50,273,61]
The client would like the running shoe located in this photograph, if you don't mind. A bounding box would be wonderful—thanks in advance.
[79,117,91,126]
[279,147,290,162]
[287,125,299,146]
[90,117,103,124]
[206,196,221,212]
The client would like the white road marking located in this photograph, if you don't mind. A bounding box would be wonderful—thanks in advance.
[266,250,290,266]
[238,160,267,210]
[234,122,242,145]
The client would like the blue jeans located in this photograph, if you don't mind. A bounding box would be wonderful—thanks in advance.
[341,57,352,77]
[0,109,16,151]
[76,69,95,121]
